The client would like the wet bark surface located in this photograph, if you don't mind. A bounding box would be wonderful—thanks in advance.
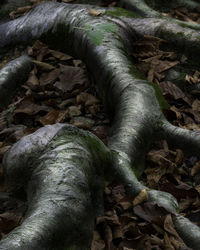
[1,0,200,249]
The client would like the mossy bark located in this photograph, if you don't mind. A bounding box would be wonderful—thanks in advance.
[0,1,200,249]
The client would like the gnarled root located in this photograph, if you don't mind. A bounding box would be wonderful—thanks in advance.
[1,1,200,249]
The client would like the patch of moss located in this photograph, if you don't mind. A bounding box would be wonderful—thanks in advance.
[129,66,169,110]
[148,81,170,110]
[105,7,141,18]
[82,22,119,45]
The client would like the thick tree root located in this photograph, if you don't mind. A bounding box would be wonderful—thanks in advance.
[0,0,31,22]
[121,0,200,17]
[1,1,200,249]
[0,55,32,110]
[121,0,200,30]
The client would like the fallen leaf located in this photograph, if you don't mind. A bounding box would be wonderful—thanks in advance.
[9,6,32,19]
[26,70,39,89]
[175,149,184,166]
[0,212,22,232]
[88,9,105,16]
[70,116,95,130]
[133,189,148,206]
[191,161,200,176]
[39,110,68,125]
[133,202,168,222]
[33,60,55,71]
[39,68,60,86]
[49,49,72,61]
[54,65,87,93]
[192,99,200,111]
[67,105,82,118]
[159,81,185,100]
[76,92,100,106]
[0,146,10,159]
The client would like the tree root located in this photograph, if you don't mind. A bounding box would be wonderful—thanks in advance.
[0,1,200,249]
[0,55,32,110]
[0,0,31,22]
[121,0,200,17]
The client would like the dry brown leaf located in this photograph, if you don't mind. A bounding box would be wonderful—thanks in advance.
[150,235,163,246]
[39,68,60,86]
[76,92,100,106]
[159,81,185,100]
[164,214,185,248]
[14,99,50,116]
[133,189,148,206]
[9,6,32,19]
[0,146,10,159]
[73,60,83,67]
[0,212,22,232]
[39,110,68,125]
[91,231,105,250]
[175,149,184,166]
[29,40,49,61]
[54,65,87,93]
[192,99,200,111]
[87,105,100,116]
[133,202,167,223]
[191,161,200,176]
[112,225,123,243]
[67,105,82,118]
[49,49,72,61]
[186,71,200,84]
[182,123,200,130]
[33,60,55,71]
[179,198,193,212]
[170,106,182,120]
[26,70,39,89]
[164,232,174,249]
[88,9,105,16]
[70,116,95,130]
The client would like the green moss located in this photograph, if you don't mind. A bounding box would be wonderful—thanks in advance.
[105,7,141,18]
[148,81,170,110]
[82,22,119,45]
[129,65,146,80]
[129,66,169,110]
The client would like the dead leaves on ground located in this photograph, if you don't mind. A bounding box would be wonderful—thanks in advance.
[0,40,109,149]
[163,6,200,24]
[133,35,200,130]
[2,2,200,248]
[145,140,200,219]
[92,182,190,250]
[133,36,179,83]
[0,38,111,242]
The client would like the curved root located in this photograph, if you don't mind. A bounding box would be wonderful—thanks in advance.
[0,1,200,249]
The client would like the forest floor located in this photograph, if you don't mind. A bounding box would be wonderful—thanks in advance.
[1,0,200,249]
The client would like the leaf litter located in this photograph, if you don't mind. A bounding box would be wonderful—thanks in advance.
[1,1,200,249]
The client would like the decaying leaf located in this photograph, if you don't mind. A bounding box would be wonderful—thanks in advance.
[49,50,72,61]
[9,6,32,19]
[133,189,148,206]
[191,161,200,176]
[159,81,185,100]
[186,71,200,84]
[39,110,68,125]
[33,60,55,71]
[54,65,87,93]
[88,9,105,16]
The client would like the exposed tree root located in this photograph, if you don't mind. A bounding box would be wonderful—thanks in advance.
[0,0,31,22]
[121,0,200,17]
[0,55,32,110]
[0,1,200,249]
